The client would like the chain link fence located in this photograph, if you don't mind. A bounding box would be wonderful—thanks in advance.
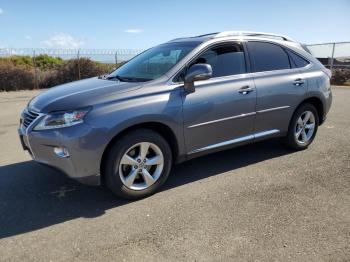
[307,42,350,85]
[307,42,350,70]
[0,48,143,91]
[0,48,143,64]
[0,43,349,91]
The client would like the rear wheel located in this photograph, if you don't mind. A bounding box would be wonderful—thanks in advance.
[104,129,172,199]
[283,103,319,150]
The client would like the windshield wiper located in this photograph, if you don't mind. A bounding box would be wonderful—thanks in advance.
[107,75,152,82]
[105,75,129,82]
[121,76,152,82]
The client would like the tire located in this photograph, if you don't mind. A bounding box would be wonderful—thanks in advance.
[283,103,319,150]
[104,129,172,199]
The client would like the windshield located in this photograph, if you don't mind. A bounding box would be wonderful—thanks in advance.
[107,42,200,82]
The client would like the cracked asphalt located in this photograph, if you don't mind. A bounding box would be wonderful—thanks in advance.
[0,87,349,261]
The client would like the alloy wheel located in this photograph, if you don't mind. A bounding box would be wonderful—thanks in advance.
[295,110,316,144]
[119,142,164,190]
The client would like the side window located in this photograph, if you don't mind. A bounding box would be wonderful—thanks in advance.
[286,50,310,68]
[193,43,247,78]
[247,41,291,72]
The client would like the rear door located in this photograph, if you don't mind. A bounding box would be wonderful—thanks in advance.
[246,41,308,135]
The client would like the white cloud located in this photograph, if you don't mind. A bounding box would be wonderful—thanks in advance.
[124,28,144,34]
[0,8,3,15]
[25,35,32,40]
[41,33,85,48]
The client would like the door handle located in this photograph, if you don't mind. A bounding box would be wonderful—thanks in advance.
[293,78,305,86]
[238,85,254,95]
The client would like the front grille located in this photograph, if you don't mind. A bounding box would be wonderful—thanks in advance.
[22,109,39,128]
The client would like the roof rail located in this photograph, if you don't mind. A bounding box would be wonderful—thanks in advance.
[214,31,296,42]
[195,32,219,38]
[168,32,218,42]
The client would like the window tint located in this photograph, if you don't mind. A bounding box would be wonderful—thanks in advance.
[247,42,291,72]
[192,44,246,78]
[286,50,310,68]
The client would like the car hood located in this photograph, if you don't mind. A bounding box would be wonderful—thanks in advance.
[28,77,142,113]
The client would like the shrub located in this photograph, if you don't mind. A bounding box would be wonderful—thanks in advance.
[35,55,64,70]
[0,60,35,91]
[331,68,350,86]
[36,58,116,88]
[49,58,113,85]
[0,56,33,68]
[0,55,120,91]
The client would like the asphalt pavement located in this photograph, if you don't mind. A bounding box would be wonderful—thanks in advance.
[0,87,349,261]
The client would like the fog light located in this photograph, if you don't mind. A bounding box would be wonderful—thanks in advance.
[54,147,70,158]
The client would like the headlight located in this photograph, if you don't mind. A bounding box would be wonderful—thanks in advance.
[34,108,91,130]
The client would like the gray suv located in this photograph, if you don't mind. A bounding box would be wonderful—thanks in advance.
[19,31,332,199]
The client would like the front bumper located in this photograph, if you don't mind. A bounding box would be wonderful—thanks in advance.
[18,119,105,186]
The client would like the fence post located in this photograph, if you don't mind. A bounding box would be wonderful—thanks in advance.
[32,49,39,89]
[77,49,81,80]
[330,42,336,72]
[115,51,118,67]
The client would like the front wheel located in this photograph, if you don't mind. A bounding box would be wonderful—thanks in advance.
[283,103,319,150]
[104,129,172,199]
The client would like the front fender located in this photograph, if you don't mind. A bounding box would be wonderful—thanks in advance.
[86,88,185,167]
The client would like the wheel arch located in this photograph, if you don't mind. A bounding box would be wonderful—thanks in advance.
[295,96,325,125]
[100,121,180,183]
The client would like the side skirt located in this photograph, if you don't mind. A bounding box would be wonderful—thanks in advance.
[187,129,280,155]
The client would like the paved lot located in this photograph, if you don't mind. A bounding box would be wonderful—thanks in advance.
[0,87,349,261]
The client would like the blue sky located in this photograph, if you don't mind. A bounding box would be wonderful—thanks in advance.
[0,0,349,49]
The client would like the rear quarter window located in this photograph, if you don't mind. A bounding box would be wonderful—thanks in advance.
[286,50,310,68]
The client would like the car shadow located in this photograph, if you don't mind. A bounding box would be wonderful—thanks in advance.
[0,139,293,239]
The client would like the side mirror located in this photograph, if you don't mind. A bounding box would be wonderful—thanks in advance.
[184,63,212,93]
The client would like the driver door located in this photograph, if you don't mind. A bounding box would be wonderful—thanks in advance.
[182,42,256,154]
